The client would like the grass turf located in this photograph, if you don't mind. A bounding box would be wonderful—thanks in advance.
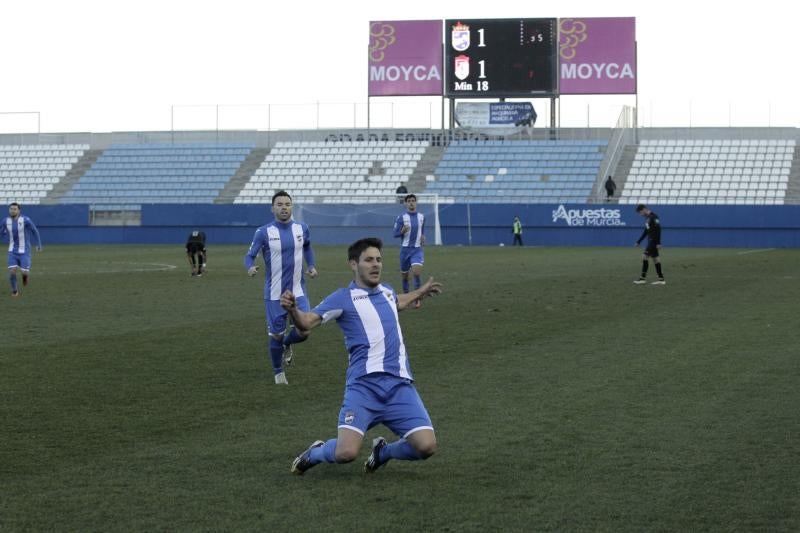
[1,244,799,531]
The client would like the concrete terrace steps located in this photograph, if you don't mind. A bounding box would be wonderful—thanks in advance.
[40,149,103,205]
[602,145,639,204]
[409,145,445,194]
[215,148,271,203]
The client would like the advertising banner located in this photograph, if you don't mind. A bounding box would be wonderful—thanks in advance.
[559,17,636,94]
[455,102,537,135]
[368,20,443,96]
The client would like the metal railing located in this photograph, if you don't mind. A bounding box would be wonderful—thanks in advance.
[592,107,636,202]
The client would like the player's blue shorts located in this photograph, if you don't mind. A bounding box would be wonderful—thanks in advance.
[264,296,309,336]
[337,373,434,439]
[399,247,424,273]
[7,252,31,271]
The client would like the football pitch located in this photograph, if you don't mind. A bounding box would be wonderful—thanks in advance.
[2,244,799,531]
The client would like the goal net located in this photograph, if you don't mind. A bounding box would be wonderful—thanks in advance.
[289,193,442,246]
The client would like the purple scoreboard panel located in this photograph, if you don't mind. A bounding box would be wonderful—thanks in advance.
[558,17,637,94]
[368,20,443,96]
[444,18,557,98]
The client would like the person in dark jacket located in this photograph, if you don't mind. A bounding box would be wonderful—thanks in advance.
[633,205,665,285]
[604,176,617,202]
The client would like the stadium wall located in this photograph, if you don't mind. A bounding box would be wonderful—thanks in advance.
[22,204,800,248]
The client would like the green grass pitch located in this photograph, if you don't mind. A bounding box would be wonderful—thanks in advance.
[2,244,799,531]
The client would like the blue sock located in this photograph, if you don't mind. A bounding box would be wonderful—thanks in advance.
[382,439,421,462]
[402,278,409,293]
[283,328,308,346]
[10,273,18,293]
[308,438,337,465]
[269,337,284,374]
[413,275,421,290]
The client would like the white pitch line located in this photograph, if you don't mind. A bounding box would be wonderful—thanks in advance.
[736,248,775,256]
[40,262,178,275]
[96,262,178,273]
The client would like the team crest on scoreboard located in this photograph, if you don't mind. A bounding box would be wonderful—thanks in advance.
[451,22,470,51]
[454,55,470,81]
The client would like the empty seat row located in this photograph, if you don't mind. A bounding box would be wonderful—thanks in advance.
[0,144,88,151]
[275,141,427,148]
[66,143,255,207]
[640,139,795,146]
[235,141,427,203]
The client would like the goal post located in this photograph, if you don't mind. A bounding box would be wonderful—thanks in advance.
[290,193,442,246]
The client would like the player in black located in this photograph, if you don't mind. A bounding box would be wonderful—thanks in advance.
[185,230,207,277]
[633,204,665,285]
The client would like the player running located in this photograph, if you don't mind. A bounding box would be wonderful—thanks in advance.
[392,194,426,307]
[1,202,43,298]
[244,191,318,385]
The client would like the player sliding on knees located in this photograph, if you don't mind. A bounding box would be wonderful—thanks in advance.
[282,237,442,476]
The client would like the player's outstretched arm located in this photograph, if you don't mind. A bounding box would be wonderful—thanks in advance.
[397,277,442,311]
[280,290,323,330]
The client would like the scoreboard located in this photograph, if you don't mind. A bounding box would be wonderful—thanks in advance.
[445,18,557,98]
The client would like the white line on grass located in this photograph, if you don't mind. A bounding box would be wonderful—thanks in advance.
[40,262,178,275]
[96,262,178,273]
[736,248,776,255]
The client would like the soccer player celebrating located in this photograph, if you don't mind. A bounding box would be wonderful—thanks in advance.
[244,191,318,385]
[185,229,207,277]
[392,194,425,306]
[282,237,442,476]
[633,204,665,285]
[1,202,42,298]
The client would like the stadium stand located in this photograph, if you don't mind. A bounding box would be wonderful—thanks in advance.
[234,140,427,203]
[2,132,797,210]
[427,139,606,203]
[61,143,254,209]
[620,139,796,205]
[0,144,89,204]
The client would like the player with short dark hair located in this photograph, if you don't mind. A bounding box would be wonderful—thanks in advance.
[633,204,665,285]
[244,191,318,385]
[2,202,42,298]
[185,229,207,277]
[392,194,426,307]
[282,237,442,476]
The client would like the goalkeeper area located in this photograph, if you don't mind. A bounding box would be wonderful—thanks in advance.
[3,244,799,531]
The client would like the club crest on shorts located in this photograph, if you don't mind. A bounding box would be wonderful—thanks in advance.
[344,411,355,424]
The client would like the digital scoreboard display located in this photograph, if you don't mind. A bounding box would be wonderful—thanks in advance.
[445,18,557,97]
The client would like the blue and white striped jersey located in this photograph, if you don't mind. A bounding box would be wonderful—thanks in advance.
[2,215,41,254]
[393,212,425,248]
[244,220,316,301]
[312,282,412,385]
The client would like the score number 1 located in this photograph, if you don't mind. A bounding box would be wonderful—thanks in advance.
[477,28,488,90]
